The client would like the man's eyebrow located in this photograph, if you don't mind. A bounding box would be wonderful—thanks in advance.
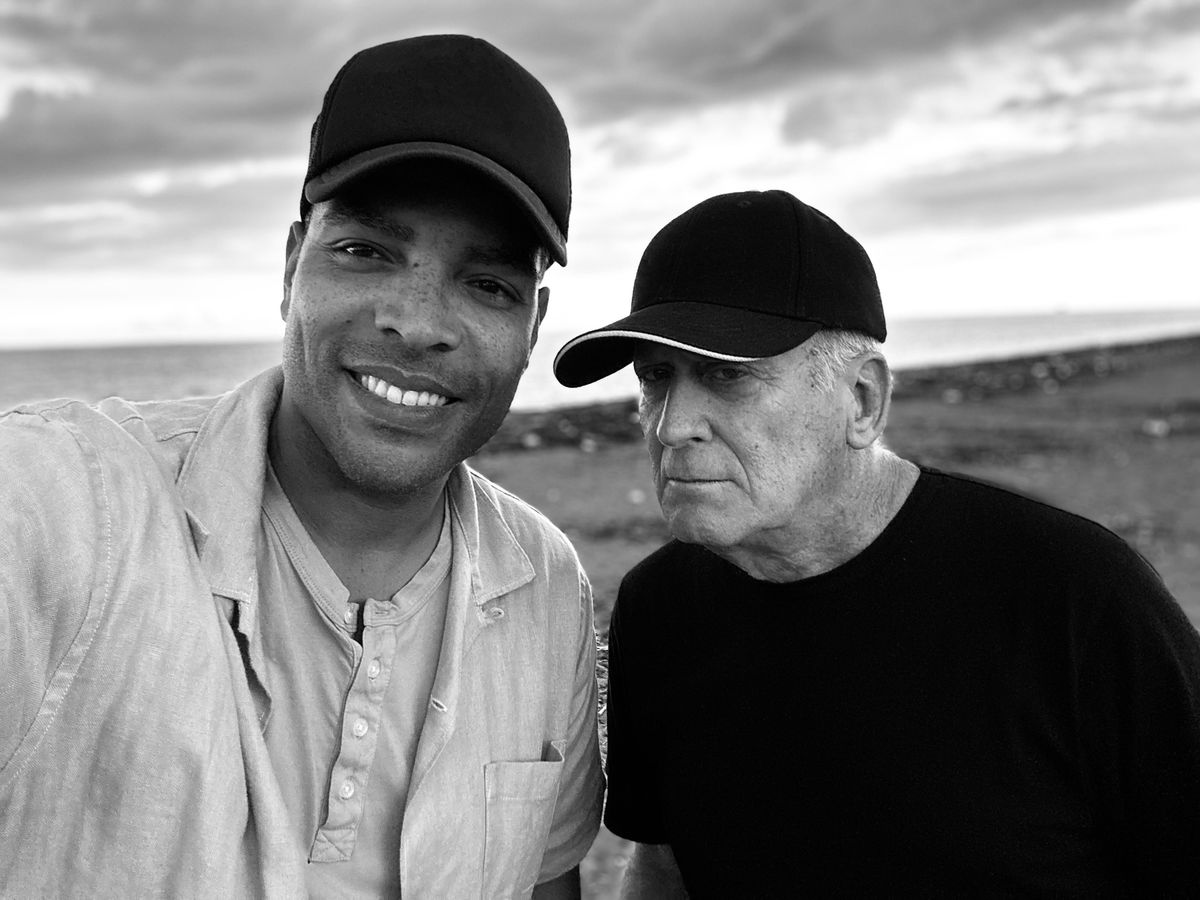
[320,207,416,243]
[319,209,536,274]
[465,243,538,278]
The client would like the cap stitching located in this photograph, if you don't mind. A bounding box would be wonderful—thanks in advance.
[782,191,805,319]
[656,206,700,305]
[312,50,364,173]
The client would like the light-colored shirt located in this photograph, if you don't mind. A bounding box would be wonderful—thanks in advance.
[259,464,452,896]
[0,368,605,898]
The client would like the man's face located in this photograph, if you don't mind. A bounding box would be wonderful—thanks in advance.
[633,341,851,557]
[276,167,547,498]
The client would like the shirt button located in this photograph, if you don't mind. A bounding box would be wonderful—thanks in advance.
[339,780,355,800]
[353,718,369,738]
[343,606,356,626]
[367,659,381,679]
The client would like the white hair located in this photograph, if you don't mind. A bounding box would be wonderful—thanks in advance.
[803,329,884,392]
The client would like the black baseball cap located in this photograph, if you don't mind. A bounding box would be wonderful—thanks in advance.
[303,35,571,265]
[553,190,885,386]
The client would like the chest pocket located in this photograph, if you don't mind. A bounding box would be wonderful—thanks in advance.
[481,743,565,899]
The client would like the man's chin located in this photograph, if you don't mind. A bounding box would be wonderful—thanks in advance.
[663,508,739,551]
[332,441,458,501]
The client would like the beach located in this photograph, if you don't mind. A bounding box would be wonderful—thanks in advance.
[471,333,1200,898]
[2,332,1196,896]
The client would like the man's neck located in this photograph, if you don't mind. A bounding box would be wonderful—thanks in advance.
[267,427,449,601]
[717,450,919,584]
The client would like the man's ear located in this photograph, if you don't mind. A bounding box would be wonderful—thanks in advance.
[521,287,551,374]
[845,353,893,450]
[531,286,550,348]
[281,220,305,320]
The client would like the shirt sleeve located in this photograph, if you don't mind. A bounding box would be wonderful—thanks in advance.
[537,566,606,881]
[0,409,108,770]
[602,576,669,843]
[1076,544,1200,891]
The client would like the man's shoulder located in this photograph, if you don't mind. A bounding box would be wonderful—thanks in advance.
[608,542,708,644]
[0,400,111,494]
[0,397,207,552]
[4,393,218,450]
[1,395,229,523]
[917,466,1162,590]
[920,467,1129,545]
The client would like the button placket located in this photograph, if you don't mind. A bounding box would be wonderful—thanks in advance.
[309,613,400,859]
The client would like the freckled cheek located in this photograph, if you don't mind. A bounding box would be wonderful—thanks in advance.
[291,310,347,356]
[474,317,538,363]
[289,282,359,327]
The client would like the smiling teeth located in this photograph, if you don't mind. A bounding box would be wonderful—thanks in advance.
[358,373,449,407]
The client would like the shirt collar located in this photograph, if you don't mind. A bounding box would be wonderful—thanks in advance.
[176,367,282,608]
[446,463,536,618]
[176,366,536,619]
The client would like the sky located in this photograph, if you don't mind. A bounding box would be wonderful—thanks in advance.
[1,0,1199,351]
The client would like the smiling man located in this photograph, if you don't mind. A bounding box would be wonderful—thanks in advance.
[554,190,1200,897]
[0,36,603,898]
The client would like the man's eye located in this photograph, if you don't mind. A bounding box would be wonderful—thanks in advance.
[335,242,383,259]
[634,366,668,384]
[470,278,521,305]
[709,365,746,383]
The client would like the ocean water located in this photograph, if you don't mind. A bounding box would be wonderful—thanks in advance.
[2,308,1199,413]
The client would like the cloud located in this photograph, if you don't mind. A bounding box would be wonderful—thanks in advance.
[854,126,1200,233]
[5,0,1193,192]
[565,0,1137,120]
[1,0,1199,345]
[0,159,300,272]
[0,5,318,186]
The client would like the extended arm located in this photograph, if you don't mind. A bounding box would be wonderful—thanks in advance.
[0,410,102,769]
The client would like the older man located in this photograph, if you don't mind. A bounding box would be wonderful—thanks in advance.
[554,190,1200,897]
[1,35,602,898]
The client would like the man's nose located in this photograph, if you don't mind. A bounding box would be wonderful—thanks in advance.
[374,270,462,351]
[648,378,712,447]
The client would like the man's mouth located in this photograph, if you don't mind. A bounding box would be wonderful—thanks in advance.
[355,372,451,408]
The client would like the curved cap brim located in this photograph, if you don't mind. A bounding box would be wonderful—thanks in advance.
[552,301,823,387]
[304,141,567,266]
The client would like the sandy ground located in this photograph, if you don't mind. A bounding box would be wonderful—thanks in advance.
[471,335,1200,897]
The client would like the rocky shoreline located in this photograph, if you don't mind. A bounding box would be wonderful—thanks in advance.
[481,333,1200,455]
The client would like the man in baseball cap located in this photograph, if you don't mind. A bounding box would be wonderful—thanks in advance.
[555,190,1200,896]
[1,35,602,899]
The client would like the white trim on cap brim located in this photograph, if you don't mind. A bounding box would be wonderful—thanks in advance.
[553,328,762,370]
